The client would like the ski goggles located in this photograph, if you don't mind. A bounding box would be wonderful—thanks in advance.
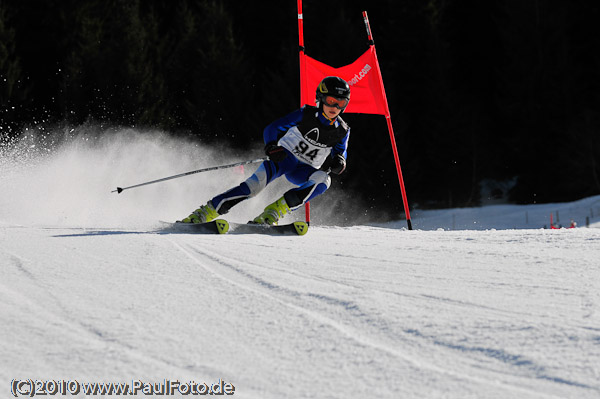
[322,95,349,109]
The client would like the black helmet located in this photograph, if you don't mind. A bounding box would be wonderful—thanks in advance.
[316,76,350,111]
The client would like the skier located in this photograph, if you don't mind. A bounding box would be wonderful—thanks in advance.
[180,76,351,225]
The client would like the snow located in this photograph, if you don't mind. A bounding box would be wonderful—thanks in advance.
[1,128,599,398]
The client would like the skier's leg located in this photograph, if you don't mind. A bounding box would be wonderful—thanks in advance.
[181,155,301,223]
[252,169,330,225]
[179,161,274,223]
[210,161,275,214]
[283,170,331,210]
[211,154,301,214]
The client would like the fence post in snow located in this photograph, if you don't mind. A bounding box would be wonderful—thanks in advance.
[586,216,590,227]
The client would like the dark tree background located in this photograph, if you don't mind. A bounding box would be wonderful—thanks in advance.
[2,0,600,216]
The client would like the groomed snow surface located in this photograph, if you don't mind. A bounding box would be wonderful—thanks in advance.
[1,129,599,398]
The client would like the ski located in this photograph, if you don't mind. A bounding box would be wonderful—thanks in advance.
[161,219,230,234]
[228,221,308,236]
[161,219,308,236]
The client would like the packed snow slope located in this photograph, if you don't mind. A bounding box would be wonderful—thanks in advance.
[1,128,599,398]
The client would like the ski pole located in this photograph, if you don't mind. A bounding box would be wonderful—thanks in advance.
[111,157,268,194]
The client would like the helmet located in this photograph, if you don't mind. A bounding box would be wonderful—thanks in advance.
[316,76,350,111]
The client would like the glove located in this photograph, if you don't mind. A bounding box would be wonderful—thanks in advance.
[323,153,346,175]
[265,143,287,163]
[330,154,346,175]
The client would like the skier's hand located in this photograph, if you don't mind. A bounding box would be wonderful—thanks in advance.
[265,143,287,163]
[330,154,346,175]
[321,153,346,175]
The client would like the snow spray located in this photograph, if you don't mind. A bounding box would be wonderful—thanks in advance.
[0,125,274,228]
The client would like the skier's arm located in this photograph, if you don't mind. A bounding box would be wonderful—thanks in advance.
[331,129,350,159]
[263,108,304,145]
[323,129,350,175]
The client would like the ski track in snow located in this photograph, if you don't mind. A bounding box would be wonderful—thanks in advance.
[2,223,600,398]
[169,237,561,398]
[153,225,598,398]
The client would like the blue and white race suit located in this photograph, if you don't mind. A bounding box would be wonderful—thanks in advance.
[210,105,350,214]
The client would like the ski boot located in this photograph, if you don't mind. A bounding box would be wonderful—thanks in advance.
[252,196,290,225]
[180,201,219,223]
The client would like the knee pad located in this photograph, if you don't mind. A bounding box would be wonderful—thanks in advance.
[308,170,331,188]
[244,164,268,197]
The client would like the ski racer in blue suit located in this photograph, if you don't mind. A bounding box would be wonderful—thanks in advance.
[180,76,351,225]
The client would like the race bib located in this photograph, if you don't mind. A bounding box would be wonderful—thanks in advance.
[278,126,329,168]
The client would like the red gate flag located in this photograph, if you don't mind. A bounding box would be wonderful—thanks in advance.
[301,47,388,115]
[297,4,412,229]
